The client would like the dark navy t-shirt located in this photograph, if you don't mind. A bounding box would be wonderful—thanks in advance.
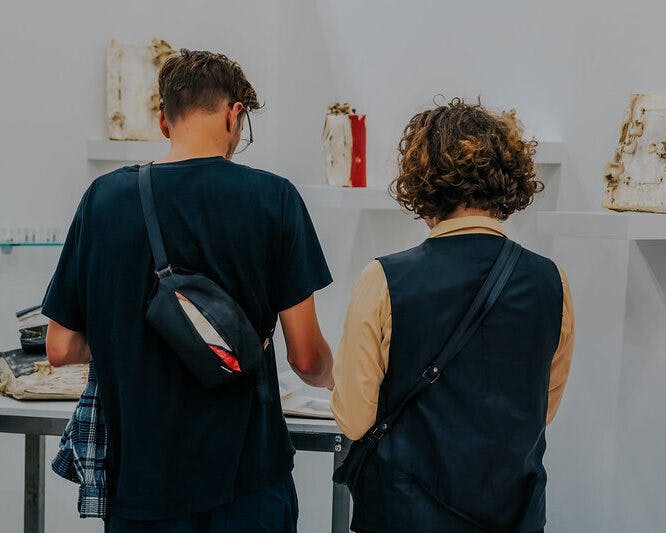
[42,156,332,520]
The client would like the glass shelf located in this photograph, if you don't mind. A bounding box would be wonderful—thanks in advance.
[1,243,64,254]
[0,243,64,247]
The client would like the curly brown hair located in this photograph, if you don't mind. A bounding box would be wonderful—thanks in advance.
[390,98,542,221]
[158,49,260,122]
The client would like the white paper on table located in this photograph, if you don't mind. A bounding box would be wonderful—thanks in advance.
[279,369,333,419]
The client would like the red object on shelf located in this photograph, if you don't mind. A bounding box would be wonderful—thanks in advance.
[349,115,366,188]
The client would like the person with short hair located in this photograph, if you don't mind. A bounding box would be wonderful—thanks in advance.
[332,98,575,532]
[44,49,334,532]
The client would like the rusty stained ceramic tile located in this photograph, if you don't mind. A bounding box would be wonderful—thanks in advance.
[604,93,666,213]
[106,38,173,142]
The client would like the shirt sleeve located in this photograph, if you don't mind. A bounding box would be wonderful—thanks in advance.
[42,193,89,332]
[547,265,575,424]
[273,182,333,311]
[331,260,392,440]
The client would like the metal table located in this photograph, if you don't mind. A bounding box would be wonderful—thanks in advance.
[0,396,351,533]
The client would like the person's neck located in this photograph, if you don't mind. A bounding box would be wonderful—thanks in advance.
[447,206,492,220]
[155,120,233,164]
[426,207,493,229]
[156,140,229,164]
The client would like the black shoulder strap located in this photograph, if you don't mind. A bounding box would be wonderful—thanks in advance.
[365,238,522,443]
[138,163,172,277]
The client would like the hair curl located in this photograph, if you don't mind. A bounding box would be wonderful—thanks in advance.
[158,49,261,122]
[390,98,542,221]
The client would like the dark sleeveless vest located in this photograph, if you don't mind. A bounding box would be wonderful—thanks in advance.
[350,234,563,533]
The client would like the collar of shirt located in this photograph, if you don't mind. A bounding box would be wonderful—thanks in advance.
[429,215,506,239]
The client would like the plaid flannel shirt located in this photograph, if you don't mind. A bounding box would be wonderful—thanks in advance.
[52,362,109,519]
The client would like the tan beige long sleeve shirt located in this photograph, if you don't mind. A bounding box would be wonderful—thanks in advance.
[331,216,575,440]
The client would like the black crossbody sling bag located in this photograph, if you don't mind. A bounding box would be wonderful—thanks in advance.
[333,238,523,495]
[138,163,268,388]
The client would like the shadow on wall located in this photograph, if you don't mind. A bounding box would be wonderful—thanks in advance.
[609,240,666,531]
[635,241,666,309]
[272,0,341,184]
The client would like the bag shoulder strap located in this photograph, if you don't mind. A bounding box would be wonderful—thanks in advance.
[138,163,172,277]
[366,238,522,443]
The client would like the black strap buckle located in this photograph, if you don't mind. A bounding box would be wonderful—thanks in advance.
[156,265,174,279]
[366,423,389,444]
[422,365,441,384]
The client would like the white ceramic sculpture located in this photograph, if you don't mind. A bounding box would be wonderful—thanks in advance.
[604,93,666,213]
[323,113,353,187]
[107,38,173,141]
[323,102,367,187]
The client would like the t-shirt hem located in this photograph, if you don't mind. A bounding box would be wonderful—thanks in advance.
[109,462,294,521]
[275,277,333,313]
[41,304,84,332]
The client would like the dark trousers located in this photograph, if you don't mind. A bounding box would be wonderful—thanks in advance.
[107,474,298,533]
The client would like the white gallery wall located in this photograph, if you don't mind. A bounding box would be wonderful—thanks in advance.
[1,0,665,531]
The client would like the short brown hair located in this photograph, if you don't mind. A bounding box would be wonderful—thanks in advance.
[158,49,260,122]
[391,98,542,221]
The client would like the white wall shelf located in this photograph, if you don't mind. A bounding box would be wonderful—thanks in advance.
[538,210,666,240]
[296,185,400,210]
[87,140,168,162]
[534,141,563,165]
[88,140,563,165]
[86,139,562,212]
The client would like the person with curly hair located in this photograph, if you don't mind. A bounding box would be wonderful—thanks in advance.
[332,98,574,532]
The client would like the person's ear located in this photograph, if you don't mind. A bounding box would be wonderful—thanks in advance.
[159,110,170,139]
[225,104,234,134]
[230,101,244,131]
